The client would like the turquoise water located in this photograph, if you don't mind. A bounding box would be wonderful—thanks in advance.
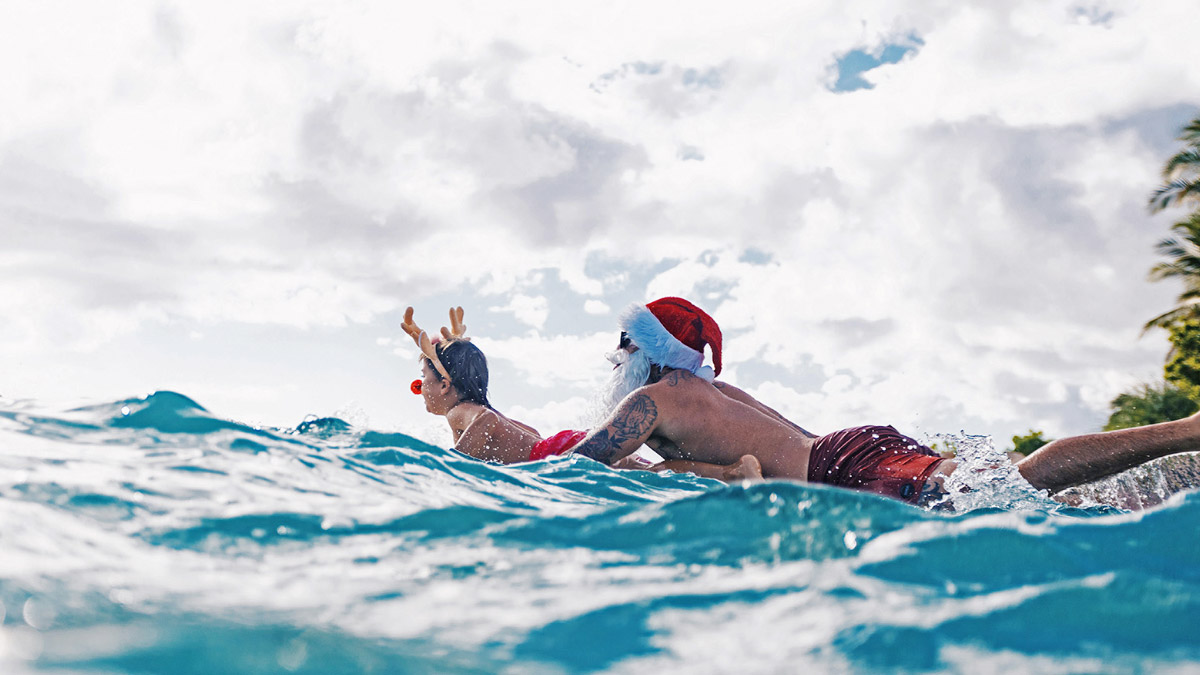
[1,392,1198,674]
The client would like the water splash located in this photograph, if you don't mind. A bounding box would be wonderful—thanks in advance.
[924,431,1055,512]
[1059,452,1200,510]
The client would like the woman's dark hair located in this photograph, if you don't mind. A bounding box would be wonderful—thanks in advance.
[426,339,491,408]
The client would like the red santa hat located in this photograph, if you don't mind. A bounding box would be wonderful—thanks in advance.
[618,297,723,380]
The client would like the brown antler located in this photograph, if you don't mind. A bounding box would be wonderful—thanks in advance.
[440,306,467,341]
[401,307,422,343]
[402,307,451,381]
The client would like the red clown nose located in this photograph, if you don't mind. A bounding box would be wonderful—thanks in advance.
[410,379,422,395]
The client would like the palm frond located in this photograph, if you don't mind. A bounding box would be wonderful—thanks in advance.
[1170,212,1200,235]
[1149,179,1200,212]
[1171,236,1200,261]
[1179,117,1200,143]
[1143,303,1200,333]
[1150,243,1200,269]
[1164,149,1200,178]
[1153,237,1184,255]
[1149,263,1194,282]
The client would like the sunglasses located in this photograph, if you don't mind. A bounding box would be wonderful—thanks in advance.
[618,332,632,349]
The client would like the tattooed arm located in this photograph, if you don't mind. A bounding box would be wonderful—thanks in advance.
[572,391,661,465]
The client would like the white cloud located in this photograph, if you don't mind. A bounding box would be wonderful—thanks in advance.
[474,331,613,391]
[2,1,1198,441]
[489,294,550,330]
[583,299,610,315]
[506,396,595,438]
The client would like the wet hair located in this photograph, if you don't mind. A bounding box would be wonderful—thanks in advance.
[425,339,491,408]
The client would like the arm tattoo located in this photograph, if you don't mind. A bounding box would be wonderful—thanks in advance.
[574,429,619,464]
[612,394,657,439]
[575,394,659,464]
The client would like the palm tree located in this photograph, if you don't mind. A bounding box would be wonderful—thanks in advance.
[1104,382,1198,431]
[1146,114,1200,331]
[1149,116,1200,212]
[1144,212,1200,330]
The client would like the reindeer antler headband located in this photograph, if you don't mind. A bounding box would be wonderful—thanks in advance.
[401,306,468,382]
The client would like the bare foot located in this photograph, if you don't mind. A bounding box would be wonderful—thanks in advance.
[722,454,763,482]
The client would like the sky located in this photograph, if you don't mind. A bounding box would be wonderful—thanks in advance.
[3,1,1200,449]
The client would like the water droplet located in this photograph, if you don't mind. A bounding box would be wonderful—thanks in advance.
[843,531,858,550]
[22,598,55,630]
[120,406,131,416]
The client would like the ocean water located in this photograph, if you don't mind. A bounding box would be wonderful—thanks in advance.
[1,392,1198,674]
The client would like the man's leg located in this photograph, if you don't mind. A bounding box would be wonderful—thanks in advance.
[1015,413,1200,492]
[652,455,763,482]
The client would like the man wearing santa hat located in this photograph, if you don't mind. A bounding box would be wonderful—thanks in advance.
[572,296,1200,506]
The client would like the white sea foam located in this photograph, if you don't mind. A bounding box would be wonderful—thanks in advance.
[923,431,1055,512]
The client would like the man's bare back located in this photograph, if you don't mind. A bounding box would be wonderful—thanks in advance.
[573,369,817,479]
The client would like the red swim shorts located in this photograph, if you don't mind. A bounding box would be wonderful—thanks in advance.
[807,425,944,504]
[529,430,587,461]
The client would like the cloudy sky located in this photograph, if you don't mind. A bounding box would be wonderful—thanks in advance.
[4,1,1200,448]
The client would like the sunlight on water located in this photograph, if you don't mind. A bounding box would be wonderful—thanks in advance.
[0,392,1197,674]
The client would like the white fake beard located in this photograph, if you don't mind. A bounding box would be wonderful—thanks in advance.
[590,348,652,424]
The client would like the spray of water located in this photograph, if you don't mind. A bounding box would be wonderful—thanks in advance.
[1057,452,1200,510]
[923,431,1055,512]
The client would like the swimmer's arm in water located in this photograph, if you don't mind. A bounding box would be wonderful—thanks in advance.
[712,381,818,439]
[455,411,536,464]
[573,391,661,465]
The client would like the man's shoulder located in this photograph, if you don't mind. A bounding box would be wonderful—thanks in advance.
[639,370,715,406]
[656,369,711,388]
